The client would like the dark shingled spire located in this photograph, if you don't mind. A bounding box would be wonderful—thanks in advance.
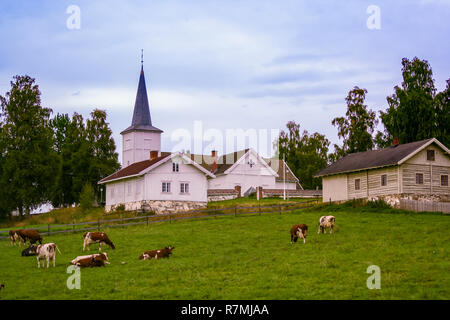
[121,62,163,135]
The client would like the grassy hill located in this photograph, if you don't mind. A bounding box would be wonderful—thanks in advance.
[0,202,449,300]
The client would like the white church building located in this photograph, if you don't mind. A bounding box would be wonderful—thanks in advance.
[98,63,302,213]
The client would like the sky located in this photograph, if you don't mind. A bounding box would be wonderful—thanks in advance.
[0,0,449,164]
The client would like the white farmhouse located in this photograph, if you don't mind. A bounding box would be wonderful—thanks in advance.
[98,63,305,213]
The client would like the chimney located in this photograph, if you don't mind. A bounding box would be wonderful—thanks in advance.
[392,138,400,147]
[150,150,158,160]
[211,150,218,173]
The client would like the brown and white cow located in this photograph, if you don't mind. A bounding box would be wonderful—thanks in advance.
[36,243,61,268]
[318,216,335,234]
[16,229,43,246]
[290,224,308,244]
[139,246,174,260]
[83,232,115,252]
[71,252,110,268]
[9,230,20,246]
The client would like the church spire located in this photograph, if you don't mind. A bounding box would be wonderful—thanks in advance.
[120,52,163,135]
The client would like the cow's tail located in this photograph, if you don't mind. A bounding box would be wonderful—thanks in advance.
[55,245,62,255]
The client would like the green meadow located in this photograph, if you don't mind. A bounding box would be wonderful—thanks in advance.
[0,204,449,300]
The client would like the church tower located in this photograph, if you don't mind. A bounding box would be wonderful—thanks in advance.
[121,55,163,167]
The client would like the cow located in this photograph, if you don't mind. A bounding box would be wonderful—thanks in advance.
[83,232,115,252]
[290,224,308,244]
[318,216,335,234]
[139,246,174,260]
[16,229,43,246]
[36,243,61,268]
[71,253,110,268]
[9,230,20,246]
[21,245,38,257]
[70,252,109,266]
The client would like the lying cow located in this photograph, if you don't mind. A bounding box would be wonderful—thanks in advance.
[22,245,38,257]
[36,243,61,268]
[16,229,43,246]
[83,232,115,252]
[318,216,335,234]
[290,224,308,244]
[71,253,110,268]
[70,252,109,266]
[139,246,174,260]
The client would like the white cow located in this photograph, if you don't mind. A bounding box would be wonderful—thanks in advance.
[36,243,61,268]
[318,216,335,234]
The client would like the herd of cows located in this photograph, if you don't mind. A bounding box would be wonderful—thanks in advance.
[7,229,174,269]
[5,215,335,270]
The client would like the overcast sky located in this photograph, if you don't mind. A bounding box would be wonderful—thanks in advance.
[1,0,449,163]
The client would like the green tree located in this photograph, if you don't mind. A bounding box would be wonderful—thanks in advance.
[86,109,120,202]
[276,121,329,189]
[79,182,95,211]
[434,79,450,147]
[331,86,378,160]
[378,57,444,146]
[0,75,58,216]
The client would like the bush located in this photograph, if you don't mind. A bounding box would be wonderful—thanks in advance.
[79,183,95,211]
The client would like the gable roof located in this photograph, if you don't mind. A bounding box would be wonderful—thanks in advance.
[264,159,302,188]
[99,152,216,184]
[98,152,171,184]
[315,138,449,177]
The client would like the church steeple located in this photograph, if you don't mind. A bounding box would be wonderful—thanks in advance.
[120,53,163,167]
[121,53,163,135]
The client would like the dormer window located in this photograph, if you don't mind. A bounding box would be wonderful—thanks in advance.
[427,150,435,161]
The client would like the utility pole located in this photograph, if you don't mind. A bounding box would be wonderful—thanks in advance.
[283,153,286,201]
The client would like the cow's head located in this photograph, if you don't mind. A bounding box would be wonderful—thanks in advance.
[101,252,109,261]
[139,253,149,260]
[166,246,175,253]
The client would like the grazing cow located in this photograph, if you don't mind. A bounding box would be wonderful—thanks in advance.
[9,230,20,246]
[70,252,109,266]
[139,246,174,260]
[83,232,115,252]
[71,253,110,268]
[318,216,335,234]
[290,224,308,244]
[36,243,61,268]
[16,229,43,246]
[21,245,38,257]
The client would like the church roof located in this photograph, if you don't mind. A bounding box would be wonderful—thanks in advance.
[121,66,163,135]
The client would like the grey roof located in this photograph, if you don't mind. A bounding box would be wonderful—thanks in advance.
[121,66,163,135]
[315,138,436,177]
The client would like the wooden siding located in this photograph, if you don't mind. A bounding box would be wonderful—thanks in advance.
[431,165,450,194]
[367,167,398,196]
[347,171,367,199]
[401,163,432,194]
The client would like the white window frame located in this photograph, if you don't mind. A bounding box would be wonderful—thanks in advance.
[180,182,189,194]
[162,181,171,193]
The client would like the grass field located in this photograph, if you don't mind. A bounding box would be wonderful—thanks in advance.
[0,204,449,300]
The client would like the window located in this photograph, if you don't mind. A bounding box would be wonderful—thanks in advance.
[416,173,424,184]
[172,163,179,172]
[442,175,449,186]
[355,179,360,190]
[427,150,435,161]
[180,183,189,194]
[162,182,171,193]
[381,174,387,186]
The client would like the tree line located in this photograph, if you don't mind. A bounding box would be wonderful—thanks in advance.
[0,75,120,218]
[277,57,449,190]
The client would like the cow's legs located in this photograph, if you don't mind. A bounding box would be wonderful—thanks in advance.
[99,242,102,252]
[37,257,40,268]
[53,256,56,267]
